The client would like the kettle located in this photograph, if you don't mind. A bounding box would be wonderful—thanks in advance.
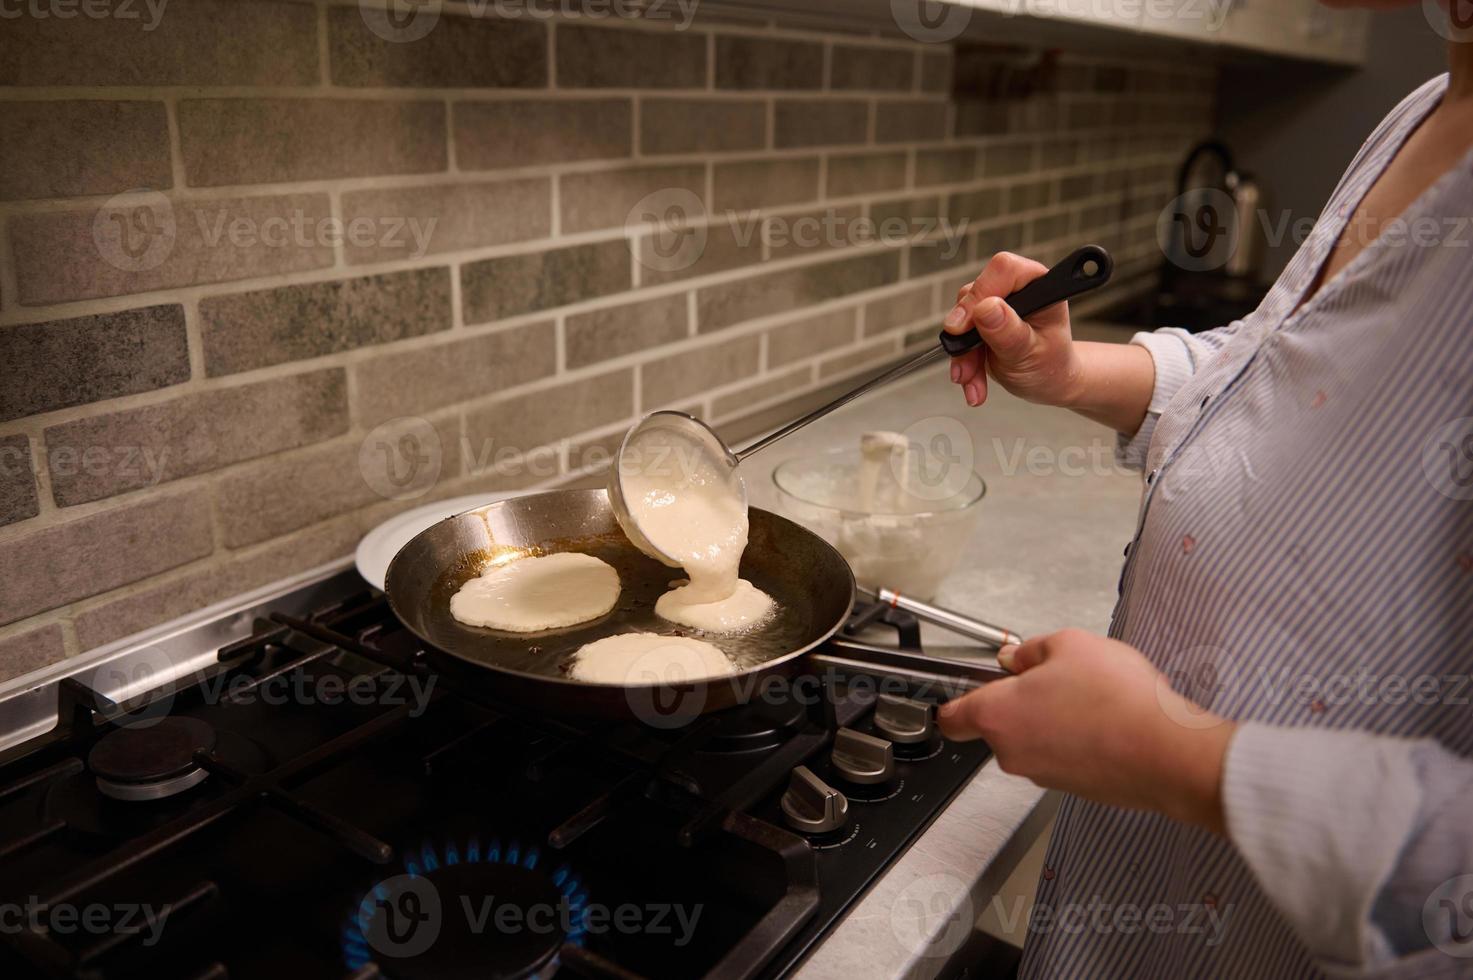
[1169,140,1266,281]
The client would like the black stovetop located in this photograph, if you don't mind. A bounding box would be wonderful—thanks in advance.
[0,587,992,980]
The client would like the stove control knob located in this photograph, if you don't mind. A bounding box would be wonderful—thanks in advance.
[831,727,895,785]
[781,766,849,835]
[874,694,934,744]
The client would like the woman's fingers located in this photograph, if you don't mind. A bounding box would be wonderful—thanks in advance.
[950,348,987,406]
[997,635,1049,674]
[936,680,1019,742]
[936,683,1000,742]
[968,296,1033,364]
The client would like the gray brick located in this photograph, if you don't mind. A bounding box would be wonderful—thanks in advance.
[566,294,689,369]
[876,100,947,143]
[716,372,854,447]
[561,164,705,234]
[214,441,382,549]
[0,435,39,527]
[696,251,901,332]
[10,193,334,305]
[947,187,1004,224]
[557,25,706,88]
[713,157,820,212]
[909,235,972,278]
[1008,178,1054,212]
[201,268,451,376]
[774,100,869,149]
[915,147,977,187]
[462,241,630,325]
[1029,211,1072,245]
[353,322,556,426]
[715,36,823,90]
[821,338,897,378]
[983,143,1036,177]
[826,151,908,198]
[328,7,546,87]
[565,429,625,477]
[711,366,812,418]
[0,101,171,202]
[179,99,446,187]
[766,308,858,367]
[0,306,189,422]
[454,99,632,170]
[921,52,953,93]
[0,624,67,682]
[340,179,551,264]
[863,284,932,336]
[0,490,213,626]
[764,203,862,263]
[73,517,362,651]
[641,336,760,407]
[465,370,634,458]
[45,369,349,506]
[0,0,318,87]
[970,219,1027,264]
[955,100,1010,138]
[873,194,943,228]
[641,99,766,155]
[830,45,914,91]
[636,217,764,286]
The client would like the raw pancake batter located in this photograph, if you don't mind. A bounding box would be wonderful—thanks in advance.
[569,633,737,684]
[654,578,773,633]
[449,552,620,631]
[857,430,911,512]
[619,424,774,632]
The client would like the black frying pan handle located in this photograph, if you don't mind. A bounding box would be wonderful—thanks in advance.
[939,245,1113,357]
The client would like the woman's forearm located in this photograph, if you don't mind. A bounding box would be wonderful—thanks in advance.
[1056,340,1158,437]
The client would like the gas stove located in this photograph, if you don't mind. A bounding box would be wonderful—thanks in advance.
[0,568,1002,980]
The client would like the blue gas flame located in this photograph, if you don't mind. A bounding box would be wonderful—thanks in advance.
[341,836,589,971]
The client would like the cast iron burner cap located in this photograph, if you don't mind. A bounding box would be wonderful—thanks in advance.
[87,716,217,802]
[701,697,807,753]
[359,861,568,980]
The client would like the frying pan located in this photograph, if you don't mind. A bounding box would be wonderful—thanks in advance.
[384,488,857,721]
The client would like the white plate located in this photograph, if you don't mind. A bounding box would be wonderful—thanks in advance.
[355,492,520,590]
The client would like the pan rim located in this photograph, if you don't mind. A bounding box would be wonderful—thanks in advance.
[382,487,857,693]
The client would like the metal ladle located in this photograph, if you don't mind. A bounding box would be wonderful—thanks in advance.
[610,245,1114,567]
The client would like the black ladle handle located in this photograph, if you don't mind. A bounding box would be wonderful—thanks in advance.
[939,245,1113,357]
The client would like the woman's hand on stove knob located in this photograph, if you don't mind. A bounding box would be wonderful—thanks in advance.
[942,251,1084,409]
[935,629,1237,836]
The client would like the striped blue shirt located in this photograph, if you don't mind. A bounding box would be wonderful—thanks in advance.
[1020,75,1473,979]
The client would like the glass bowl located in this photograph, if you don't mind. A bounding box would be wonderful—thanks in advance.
[771,449,986,601]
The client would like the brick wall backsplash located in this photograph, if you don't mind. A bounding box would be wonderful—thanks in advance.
[0,0,1216,678]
